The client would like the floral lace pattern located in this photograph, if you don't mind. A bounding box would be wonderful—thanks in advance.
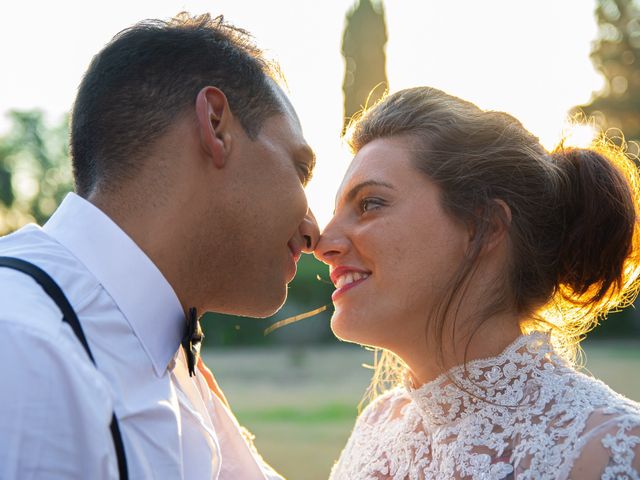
[330,333,640,480]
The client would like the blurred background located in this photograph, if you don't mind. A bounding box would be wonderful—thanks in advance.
[2,1,640,478]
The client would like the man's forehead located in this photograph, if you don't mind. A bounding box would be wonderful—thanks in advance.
[269,80,300,124]
[265,80,317,179]
[271,85,313,149]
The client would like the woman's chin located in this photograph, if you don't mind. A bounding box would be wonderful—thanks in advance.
[330,310,368,345]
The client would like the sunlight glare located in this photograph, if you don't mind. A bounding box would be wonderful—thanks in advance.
[0,0,604,230]
[562,123,599,149]
[544,122,599,151]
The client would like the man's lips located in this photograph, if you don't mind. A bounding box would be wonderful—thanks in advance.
[287,241,302,263]
[285,242,302,282]
[330,266,371,301]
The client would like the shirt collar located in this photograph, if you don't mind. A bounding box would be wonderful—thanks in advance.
[44,192,185,377]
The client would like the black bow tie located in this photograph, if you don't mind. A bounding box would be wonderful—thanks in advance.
[182,307,204,377]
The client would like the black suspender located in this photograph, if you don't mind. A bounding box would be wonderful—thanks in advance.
[0,256,129,479]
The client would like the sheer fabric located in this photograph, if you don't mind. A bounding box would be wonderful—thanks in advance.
[330,333,640,479]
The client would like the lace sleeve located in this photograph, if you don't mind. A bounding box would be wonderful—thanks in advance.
[329,388,413,480]
[567,413,640,479]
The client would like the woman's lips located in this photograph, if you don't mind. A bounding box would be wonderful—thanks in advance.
[330,267,371,301]
[331,275,369,301]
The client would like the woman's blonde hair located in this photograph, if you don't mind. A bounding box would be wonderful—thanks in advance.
[345,87,640,405]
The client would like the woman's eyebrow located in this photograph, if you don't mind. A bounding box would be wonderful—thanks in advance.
[344,180,395,203]
[334,180,396,213]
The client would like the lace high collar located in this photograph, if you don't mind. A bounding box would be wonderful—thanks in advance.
[406,332,563,429]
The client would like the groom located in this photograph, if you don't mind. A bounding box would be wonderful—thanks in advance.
[0,13,318,479]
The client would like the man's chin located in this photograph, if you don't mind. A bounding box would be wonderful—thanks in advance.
[220,289,287,319]
[253,292,288,318]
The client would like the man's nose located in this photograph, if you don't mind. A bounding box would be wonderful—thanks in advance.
[300,209,320,253]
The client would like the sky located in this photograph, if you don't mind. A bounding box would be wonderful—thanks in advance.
[1,0,602,227]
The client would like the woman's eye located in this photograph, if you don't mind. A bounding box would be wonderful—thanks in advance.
[360,197,385,213]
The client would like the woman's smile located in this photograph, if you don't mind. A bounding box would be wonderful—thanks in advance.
[330,267,371,301]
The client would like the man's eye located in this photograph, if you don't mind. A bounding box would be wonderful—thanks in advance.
[298,165,312,185]
[360,197,385,213]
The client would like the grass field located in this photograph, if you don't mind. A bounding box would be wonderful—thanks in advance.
[203,341,640,480]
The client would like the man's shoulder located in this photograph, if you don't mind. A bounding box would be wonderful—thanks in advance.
[0,223,51,252]
[0,224,99,338]
[0,223,88,273]
[0,230,115,477]
[0,226,108,391]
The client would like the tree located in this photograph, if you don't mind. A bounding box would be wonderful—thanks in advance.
[342,0,388,133]
[573,0,640,338]
[0,110,73,234]
[577,0,640,152]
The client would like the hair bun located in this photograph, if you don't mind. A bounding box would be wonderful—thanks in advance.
[551,147,636,306]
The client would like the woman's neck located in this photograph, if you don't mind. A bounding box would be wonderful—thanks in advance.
[403,311,523,387]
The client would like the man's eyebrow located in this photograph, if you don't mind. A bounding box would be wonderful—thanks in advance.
[344,180,395,203]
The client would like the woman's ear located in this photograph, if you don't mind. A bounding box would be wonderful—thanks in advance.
[466,199,512,257]
[195,86,233,169]
[484,199,512,254]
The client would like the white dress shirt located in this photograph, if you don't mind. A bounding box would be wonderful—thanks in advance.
[0,193,283,480]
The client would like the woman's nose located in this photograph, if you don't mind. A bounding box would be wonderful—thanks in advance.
[314,219,348,265]
[300,209,320,253]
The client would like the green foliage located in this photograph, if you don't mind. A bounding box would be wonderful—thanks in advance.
[0,110,73,234]
[342,0,388,133]
[201,254,335,346]
[577,0,640,150]
[573,0,640,338]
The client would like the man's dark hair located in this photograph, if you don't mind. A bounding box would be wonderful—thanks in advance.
[70,12,284,196]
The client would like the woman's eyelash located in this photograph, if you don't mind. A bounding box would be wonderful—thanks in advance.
[359,197,386,213]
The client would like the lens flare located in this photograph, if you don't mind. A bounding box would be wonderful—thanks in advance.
[561,123,599,149]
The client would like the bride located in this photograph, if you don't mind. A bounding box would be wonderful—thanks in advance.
[316,87,640,479]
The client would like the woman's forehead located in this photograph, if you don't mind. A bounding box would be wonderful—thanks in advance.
[334,140,413,207]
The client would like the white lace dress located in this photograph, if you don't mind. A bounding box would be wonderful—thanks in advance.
[330,333,640,479]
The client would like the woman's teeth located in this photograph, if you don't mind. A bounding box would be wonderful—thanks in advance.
[335,272,370,289]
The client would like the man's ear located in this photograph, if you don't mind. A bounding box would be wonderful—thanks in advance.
[195,86,233,169]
